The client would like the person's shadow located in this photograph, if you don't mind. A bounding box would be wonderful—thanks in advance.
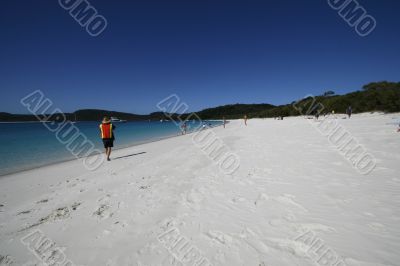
[113,152,146,160]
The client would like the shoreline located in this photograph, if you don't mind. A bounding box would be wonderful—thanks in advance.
[0,122,224,178]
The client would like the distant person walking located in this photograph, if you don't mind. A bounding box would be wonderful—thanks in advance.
[223,116,226,128]
[347,106,352,118]
[100,116,116,161]
[181,122,187,135]
[331,110,336,119]
[244,115,248,126]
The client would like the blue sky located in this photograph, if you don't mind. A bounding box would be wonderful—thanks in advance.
[1,0,399,114]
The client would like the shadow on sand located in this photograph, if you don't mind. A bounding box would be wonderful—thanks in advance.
[113,152,146,160]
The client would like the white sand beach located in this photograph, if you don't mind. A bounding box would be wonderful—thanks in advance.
[1,113,399,266]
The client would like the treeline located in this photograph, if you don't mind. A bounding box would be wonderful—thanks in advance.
[1,81,399,122]
[194,81,400,119]
[193,104,275,120]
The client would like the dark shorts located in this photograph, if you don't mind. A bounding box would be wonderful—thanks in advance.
[102,138,114,148]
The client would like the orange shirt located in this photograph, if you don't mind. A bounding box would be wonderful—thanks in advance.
[99,123,114,139]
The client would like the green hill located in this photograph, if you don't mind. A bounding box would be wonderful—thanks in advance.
[190,81,399,119]
[194,103,276,120]
[241,81,400,119]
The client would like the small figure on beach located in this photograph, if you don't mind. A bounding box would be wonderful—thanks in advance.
[99,116,116,161]
[397,123,400,132]
[347,106,352,118]
[181,122,187,135]
[202,122,207,130]
[244,115,248,126]
[223,116,226,128]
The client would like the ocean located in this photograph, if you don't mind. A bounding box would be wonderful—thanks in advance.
[0,120,222,176]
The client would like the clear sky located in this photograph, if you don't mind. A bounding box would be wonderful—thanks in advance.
[1,0,399,114]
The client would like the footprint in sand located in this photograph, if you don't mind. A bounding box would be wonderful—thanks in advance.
[0,255,13,266]
[113,220,128,229]
[67,182,78,188]
[94,194,115,219]
[17,210,32,215]
[71,202,81,211]
[36,199,49,204]
[22,207,70,231]
[21,202,81,231]
[93,204,113,219]
[42,206,70,221]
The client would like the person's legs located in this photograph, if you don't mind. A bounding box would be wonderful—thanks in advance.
[102,139,113,161]
[103,140,108,158]
[106,147,112,160]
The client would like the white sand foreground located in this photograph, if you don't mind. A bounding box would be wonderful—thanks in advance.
[1,113,400,266]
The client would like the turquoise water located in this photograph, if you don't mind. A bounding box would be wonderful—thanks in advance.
[0,120,222,176]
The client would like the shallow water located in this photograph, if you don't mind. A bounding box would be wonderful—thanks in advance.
[0,120,221,176]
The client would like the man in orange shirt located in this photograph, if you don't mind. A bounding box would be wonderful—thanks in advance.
[99,116,116,161]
